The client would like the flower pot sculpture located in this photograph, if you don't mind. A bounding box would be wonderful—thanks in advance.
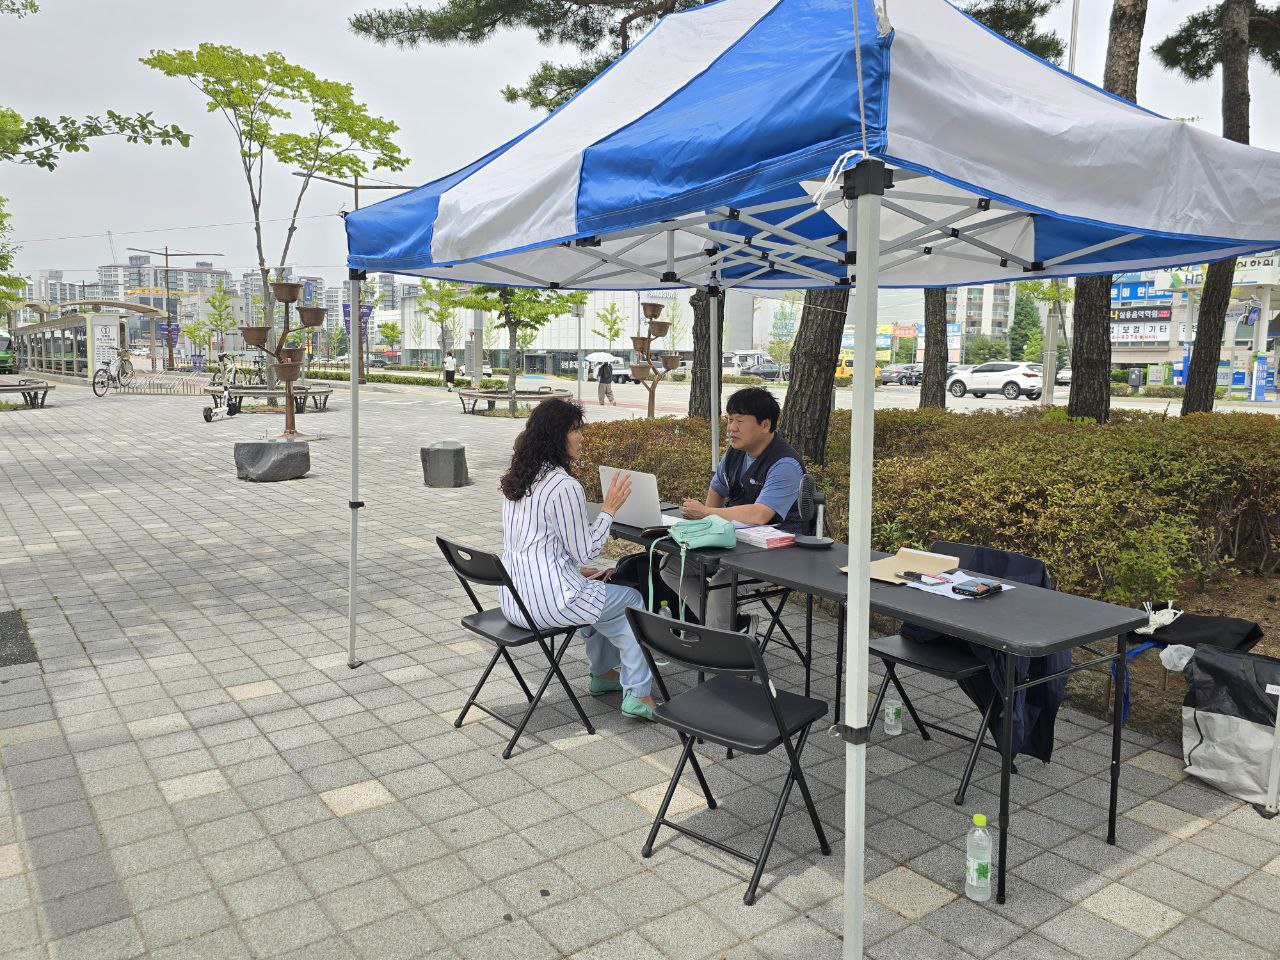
[632,302,678,418]
[247,280,324,440]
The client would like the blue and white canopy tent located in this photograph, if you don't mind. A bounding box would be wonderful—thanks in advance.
[345,0,1280,953]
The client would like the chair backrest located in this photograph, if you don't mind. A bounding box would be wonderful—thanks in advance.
[437,537,507,587]
[626,608,761,677]
[930,540,1053,590]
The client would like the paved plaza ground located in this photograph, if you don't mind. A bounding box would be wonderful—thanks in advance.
[1,384,1278,960]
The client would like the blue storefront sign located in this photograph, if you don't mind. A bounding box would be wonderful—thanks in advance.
[1110,280,1172,302]
[1253,357,1270,402]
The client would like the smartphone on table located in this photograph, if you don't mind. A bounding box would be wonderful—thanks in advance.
[898,570,950,586]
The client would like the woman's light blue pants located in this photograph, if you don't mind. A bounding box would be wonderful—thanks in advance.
[581,584,652,698]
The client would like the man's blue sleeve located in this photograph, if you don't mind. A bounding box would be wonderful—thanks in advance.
[755,458,803,522]
[710,453,732,499]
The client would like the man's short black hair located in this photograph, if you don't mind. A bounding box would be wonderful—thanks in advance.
[726,387,780,433]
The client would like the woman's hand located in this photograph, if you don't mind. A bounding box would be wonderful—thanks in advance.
[602,471,632,515]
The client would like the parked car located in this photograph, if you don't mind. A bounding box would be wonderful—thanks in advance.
[879,363,921,385]
[1056,367,1072,385]
[946,361,1043,400]
[741,360,783,381]
[368,356,389,368]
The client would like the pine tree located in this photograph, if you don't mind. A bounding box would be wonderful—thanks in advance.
[1154,1,1280,414]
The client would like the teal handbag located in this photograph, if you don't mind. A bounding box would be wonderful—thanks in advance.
[647,516,737,620]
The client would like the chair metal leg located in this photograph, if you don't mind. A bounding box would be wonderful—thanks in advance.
[787,727,830,855]
[955,693,1000,805]
[643,734,696,857]
[685,737,717,809]
[889,669,932,742]
[744,726,825,905]
[540,632,596,737]
[502,633,592,760]
[867,671,892,739]
[804,594,813,698]
[499,647,535,701]
[455,646,504,728]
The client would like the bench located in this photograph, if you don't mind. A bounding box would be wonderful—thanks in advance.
[0,379,54,409]
[203,382,335,419]
[456,386,571,414]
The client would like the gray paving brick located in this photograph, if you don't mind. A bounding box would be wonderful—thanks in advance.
[135,891,231,950]
[222,866,311,920]
[237,901,336,958]
[45,917,143,960]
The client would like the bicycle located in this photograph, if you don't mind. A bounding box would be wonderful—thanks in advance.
[92,349,134,397]
[209,353,239,389]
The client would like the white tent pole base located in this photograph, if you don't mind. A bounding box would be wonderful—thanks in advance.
[348,268,365,671]
[841,159,887,960]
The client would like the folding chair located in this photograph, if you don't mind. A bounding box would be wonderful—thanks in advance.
[436,537,596,759]
[867,540,1035,804]
[626,607,831,905]
[732,475,826,677]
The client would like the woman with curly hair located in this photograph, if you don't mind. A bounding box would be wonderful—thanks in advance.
[499,398,656,719]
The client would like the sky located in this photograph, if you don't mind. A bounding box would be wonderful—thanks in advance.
[4,0,1279,292]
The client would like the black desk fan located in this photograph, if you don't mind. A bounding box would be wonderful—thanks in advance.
[794,475,833,548]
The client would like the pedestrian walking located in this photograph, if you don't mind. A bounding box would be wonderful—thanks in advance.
[443,351,457,392]
[597,361,616,406]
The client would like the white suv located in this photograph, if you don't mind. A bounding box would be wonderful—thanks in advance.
[947,361,1043,400]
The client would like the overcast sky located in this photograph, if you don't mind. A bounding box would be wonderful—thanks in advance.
[4,0,1278,289]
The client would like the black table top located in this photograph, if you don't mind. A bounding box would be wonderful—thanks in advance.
[589,504,766,571]
[721,545,1147,657]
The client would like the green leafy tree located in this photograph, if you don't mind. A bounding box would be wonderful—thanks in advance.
[894,338,917,363]
[1154,0,1280,414]
[329,324,349,358]
[1021,277,1073,363]
[418,279,466,357]
[142,44,407,334]
[206,283,238,354]
[183,314,213,360]
[377,320,402,354]
[458,286,587,411]
[0,106,188,171]
[592,302,626,351]
[766,298,799,369]
[0,198,23,324]
[1009,284,1041,361]
[963,334,1011,365]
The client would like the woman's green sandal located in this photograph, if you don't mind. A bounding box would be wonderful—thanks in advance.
[621,693,655,720]
[588,675,623,696]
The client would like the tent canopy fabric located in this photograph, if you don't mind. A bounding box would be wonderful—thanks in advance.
[346,0,1280,291]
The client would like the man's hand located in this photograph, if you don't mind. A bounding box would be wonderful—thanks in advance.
[680,499,710,519]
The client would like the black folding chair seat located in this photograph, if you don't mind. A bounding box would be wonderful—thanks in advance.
[437,537,596,759]
[868,539,1044,804]
[460,609,543,647]
[658,675,827,754]
[626,608,831,905]
[870,633,986,678]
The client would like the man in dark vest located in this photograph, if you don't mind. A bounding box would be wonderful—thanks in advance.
[661,387,805,630]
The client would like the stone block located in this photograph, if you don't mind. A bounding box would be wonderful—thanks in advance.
[421,440,469,487]
[234,441,310,482]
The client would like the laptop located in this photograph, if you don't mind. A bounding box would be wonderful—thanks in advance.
[598,466,682,529]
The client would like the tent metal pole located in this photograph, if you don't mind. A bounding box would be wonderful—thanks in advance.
[347,268,365,670]
[842,158,885,960]
[709,279,721,468]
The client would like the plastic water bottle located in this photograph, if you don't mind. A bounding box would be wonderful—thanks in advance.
[965,814,992,902]
[654,603,673,666]
[883,698,903,736]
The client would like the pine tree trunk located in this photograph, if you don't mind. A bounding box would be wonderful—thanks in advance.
[777,288,848,464]
[1067,277,1113,421]
[1183,0,1250,415]
[1067,0,1149,422]
[919,288,948,409]
[688,287,725,420]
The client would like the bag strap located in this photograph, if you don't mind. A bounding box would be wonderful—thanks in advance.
[647,535,672,612]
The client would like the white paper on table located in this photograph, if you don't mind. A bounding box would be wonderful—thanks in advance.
[901,573,1016,601]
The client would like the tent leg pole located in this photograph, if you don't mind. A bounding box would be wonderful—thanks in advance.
[842,158,885,960]
[709,282,721,467]
[348,268,364,670]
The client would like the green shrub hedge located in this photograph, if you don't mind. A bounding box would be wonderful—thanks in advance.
[576,408,1280,604]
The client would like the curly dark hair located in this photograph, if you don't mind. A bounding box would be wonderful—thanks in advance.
[500,398,586,501]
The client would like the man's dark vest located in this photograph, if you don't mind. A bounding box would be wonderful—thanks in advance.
[722,435,806,534]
